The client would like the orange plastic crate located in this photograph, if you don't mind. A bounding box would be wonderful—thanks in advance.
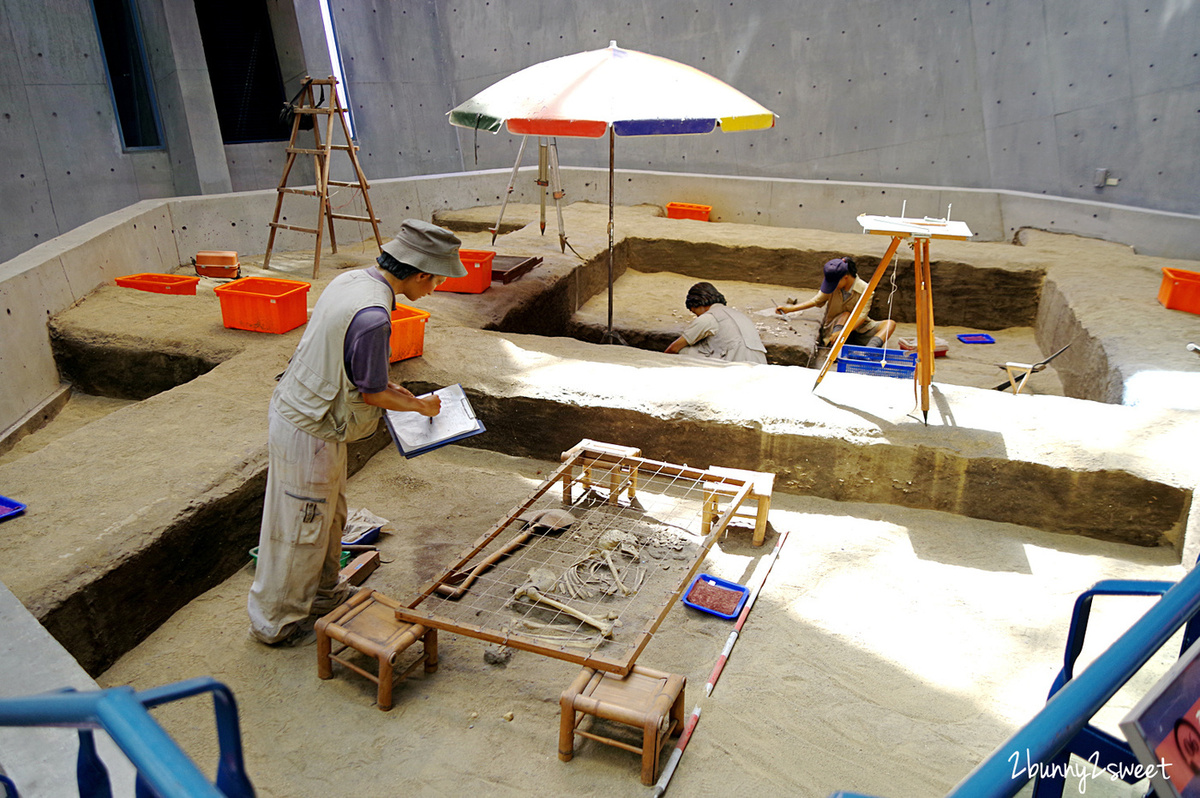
[213,277,310,334]
[195,250,240,279]
[665,202,711,221]
[1158,267,1200,315]
[435,249,494,293]
[115,273,200,295]
[389,304,430,362]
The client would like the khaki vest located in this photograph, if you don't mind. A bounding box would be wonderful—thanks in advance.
[695,304,768,363]
[273,270,392,442]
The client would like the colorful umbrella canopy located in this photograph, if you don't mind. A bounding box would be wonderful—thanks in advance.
[449,41,776,341]
[449,41,776,138]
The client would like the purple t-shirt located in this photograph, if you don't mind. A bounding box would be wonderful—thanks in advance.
[343,270,395,394]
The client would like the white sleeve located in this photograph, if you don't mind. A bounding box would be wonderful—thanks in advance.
[681,313,719,345]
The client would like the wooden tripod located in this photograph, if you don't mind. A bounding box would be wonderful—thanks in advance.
[263,76,383,278]
[812,213,973,423]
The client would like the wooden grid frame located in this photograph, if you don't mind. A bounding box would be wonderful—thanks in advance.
[397,442,752,675]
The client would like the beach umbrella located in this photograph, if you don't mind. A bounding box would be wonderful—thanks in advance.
[449,41,776,341]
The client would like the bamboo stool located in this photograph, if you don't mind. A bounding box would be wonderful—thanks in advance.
[560,439,642,505]
[315,589,437,711]
[559,665,686,785]
[701,466,775,547]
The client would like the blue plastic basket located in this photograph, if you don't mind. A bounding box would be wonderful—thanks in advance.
[0,494,26,523]
[835,345,916,379]
[682,573,750,620]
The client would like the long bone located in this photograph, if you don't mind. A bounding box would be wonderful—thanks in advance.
[513,568,614,638]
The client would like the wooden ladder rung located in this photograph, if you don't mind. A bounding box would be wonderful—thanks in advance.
[269,222,320,234]
[264,76,382,280]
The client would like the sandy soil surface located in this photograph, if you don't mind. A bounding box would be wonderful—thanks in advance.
[92,442,1182,798]
[9,209,1199,796]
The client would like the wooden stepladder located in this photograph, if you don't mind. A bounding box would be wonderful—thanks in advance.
[264,76,383,278]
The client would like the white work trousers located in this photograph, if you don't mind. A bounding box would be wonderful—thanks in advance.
[247,406,351,643]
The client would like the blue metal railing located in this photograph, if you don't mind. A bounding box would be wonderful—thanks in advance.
[0,677,254,798]
[827,563,1200,798]
[948,564,1200,797]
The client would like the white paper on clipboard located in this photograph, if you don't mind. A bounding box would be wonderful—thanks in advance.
[382,383,485,458]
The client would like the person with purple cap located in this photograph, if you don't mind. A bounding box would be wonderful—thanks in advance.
[248,219,466,646]
[775,256,896,348]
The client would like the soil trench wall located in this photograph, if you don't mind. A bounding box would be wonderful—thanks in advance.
[459,393,1186,549]
[623,238,1044,330]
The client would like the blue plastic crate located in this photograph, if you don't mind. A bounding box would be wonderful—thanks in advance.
[0,494,26,523]
[835,345,916,379]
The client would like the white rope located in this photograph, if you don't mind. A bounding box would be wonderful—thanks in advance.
[878,249,902,367]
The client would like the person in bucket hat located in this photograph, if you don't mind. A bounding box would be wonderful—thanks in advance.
[248,219,462,646]
[774,257,896,348]
[379,219,468,279]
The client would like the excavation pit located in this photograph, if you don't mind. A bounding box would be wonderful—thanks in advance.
[1,203,1199,795]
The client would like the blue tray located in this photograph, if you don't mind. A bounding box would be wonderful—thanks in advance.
[341,525,380,546]
[682,573,749,620]
[0,494,26,523]
[836,345,916,379]
[957,333,995,344]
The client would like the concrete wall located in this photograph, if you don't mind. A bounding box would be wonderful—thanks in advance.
[0,0,1196,264]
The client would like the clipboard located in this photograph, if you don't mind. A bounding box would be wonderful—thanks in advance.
[382,383,485,459]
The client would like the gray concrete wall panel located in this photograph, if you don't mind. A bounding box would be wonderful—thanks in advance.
[1053,98,1141,198]
[130,148,175,199]
[1043,2,1135,116]
[165,68,231,195]
[971,1,1057,130]
[0,264,72,435]
[5,0,107,85]
[0,83,58,253]
[984,118,1061,195]
[351,79,451,178]
[167,189,282,261]
[225,140,308,193]
[1128,3,1200,95]
[1130,86,1200,211]
[0,1,24,78]
[29,83,143,233]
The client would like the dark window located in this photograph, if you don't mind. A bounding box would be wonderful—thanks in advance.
[193,0,289,143]
[91,0,163,149]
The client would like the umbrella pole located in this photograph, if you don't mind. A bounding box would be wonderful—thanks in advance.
[606,127,616,343]
[492,136,528,246]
